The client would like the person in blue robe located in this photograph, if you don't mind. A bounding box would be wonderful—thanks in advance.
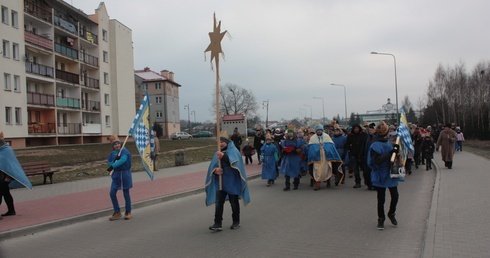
[332,127,347,185]
[307,125,343,190]
[106,135,133,221]
[0,132,32,216]
[260,133,279,186]
[279,129,303,190]
[205,135,250,231]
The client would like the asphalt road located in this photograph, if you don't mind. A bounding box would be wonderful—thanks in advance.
[0,168,435,258]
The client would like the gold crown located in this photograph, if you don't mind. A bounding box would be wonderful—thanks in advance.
[220,130,229,139]
[107,134,120,143]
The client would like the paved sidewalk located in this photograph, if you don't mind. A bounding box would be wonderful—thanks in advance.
[1,150,490,257]
[0,161,262,240]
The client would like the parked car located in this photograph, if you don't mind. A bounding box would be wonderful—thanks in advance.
[192,131,214,138]
[170,132,193,140]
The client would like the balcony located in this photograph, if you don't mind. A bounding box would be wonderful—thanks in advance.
[24,1,52,22]
[53,15,77,35]
[56,69,79,84]
[80,52,99,67]
[82,100,100,111]
[25,31,53,50]
[80,29,98,45]
[27,92,55,106]
[58,123,82,134]
[55,43,78,60]
[80,76,99,90]
[26,62,54,78]
[28,122,56,134]
[82,123,102,134]
[56,97,81,109]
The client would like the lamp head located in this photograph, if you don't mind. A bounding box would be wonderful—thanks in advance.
[370,51,378,54]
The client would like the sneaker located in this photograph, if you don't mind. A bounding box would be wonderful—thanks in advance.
[230,222,240,229]
[209,223,222,231]
[124,212,132,220]
[283,186,290,191]
[388,214,398,226]
[109,212,122,221]
[353,184,361,188]
[377,219,385,230]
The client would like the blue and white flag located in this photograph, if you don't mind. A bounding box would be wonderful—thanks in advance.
[129,93,154,180]
[397,107,415,165]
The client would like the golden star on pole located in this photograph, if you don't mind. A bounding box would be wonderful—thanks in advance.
[204,13,227,69]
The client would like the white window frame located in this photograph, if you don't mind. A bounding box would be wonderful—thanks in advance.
[5,106,11,124]
[4,73,11,91]
[15,107,21,125]
[1,6,8,25]
[104,72,109,84]
[155,83,161,90]
[105,115,110,127]
[102,29,107,41]
[12,43,19,60]
[155,96,162,104]
[2,40,9,58]
[142,83,147,90]
[11,10,18,28]
[13,75,20,92]
[156,110,163,118]
[104,93,110,106]
[103,51,108,63]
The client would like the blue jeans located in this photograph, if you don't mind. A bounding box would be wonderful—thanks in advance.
[110,188,131,213]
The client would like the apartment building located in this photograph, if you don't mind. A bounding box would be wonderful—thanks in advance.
[134,67,181,139]
[0,0,135,148]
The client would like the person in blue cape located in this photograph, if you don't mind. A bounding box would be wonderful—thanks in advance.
[279,126,303,191]
[307,125,343,190]
[260,132,279,186]
[332,126,347,185]
[0,131,32,217]
[367,121,400,230]
[106,134,133,221]
[205,132,250,231]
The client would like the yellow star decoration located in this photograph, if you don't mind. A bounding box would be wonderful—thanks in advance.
[205,13,227,71]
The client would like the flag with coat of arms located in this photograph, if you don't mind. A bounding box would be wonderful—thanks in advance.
[129,92,154,180]
[397,106,415,167]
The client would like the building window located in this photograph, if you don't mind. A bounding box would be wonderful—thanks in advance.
[12,43,19,60]
[2,40,9,58]
[142,83,147,90]
[11,10,17,28]
[105,115,110,127]
[15,107,21,124]
[104,72,109,84]
[3,73,11,90]
[1,6,8,24]
[103,51,108,63]
[104,94,110,105]
[156,110,163,118]
[102,29,107,41]
[155,83,161,90]
[5,106,11,124]
[155,96,162,104]
[13,75,19,92]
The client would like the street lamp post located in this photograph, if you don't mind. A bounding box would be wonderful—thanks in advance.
[262,99,269,129]
[184,104,191,133]
[330,83,348,124]
[299,108,306,120]
[371,51,399,125]
[313,97,325,124]
[191,110,196,126]
[304,104,312,120]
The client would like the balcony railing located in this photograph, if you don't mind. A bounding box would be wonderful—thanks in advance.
[24,1,52,22]
[56,69,79,84]
[28,122,56,134]
[25,62,54,78]
[24,30,53,50]
[53,15,77,35]
[82,100,100,111]
[58,123,82,134]
[80,52,99,67]
[56,97,81,109]
[27,92,55,106]
[55,43,78,60]
[80,29,98,45]
[81,75,99,89]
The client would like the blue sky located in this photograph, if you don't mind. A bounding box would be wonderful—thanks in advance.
[72,0,490,122]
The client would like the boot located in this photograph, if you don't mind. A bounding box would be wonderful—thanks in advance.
[388,213,398,226]
[314,181,320,191]
[326,179,331,188]
[377,218,385,230]
[124,211,132,220]
[109,211,122,221]
[426,164,429,171]
[448,162,452,169]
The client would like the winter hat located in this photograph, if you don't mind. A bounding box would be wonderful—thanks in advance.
[368,123,376,129]
[376,121,389,136]
[314,125,323,131]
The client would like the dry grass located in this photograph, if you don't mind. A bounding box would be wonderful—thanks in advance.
[14,139,218,186]
[461,140,490,160]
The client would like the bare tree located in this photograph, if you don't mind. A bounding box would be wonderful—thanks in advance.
[210,83,259,117]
